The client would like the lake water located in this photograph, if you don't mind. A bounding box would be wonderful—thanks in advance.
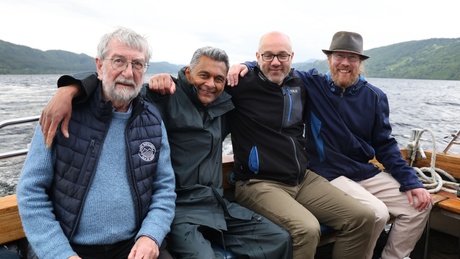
[1,74,460,196]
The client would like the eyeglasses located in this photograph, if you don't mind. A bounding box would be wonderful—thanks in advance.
[261,53,291,62]
[331,53,360,63]
[104,58,149,73]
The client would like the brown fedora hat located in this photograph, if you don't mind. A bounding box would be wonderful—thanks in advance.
[322,31,369,60]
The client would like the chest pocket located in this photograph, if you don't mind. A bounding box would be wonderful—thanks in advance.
[282,86,303,127]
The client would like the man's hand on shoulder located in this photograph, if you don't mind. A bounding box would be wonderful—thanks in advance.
[40,85,79,148]
[226,64,248,87]
[148,74,175,95]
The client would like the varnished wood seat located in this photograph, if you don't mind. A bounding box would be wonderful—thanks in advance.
[0,194,25,245]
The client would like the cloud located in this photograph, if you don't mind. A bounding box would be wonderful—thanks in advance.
[1,0,458,65]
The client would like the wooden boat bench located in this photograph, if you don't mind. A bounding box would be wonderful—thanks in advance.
[401,150,460,258]
[369,150,460,259]
[402,150,460,212]
[0,194,26,258]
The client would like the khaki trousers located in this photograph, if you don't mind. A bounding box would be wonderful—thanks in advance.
[235,170,375,259]
[330,172,431,259]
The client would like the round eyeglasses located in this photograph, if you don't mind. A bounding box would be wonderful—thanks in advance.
[104,58,149,73]
[331,53,360,63]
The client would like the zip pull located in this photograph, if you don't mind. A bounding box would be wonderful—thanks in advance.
[282,87,287,95]
[90,139,95,153]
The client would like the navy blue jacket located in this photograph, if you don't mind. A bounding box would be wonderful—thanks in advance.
[298,69,423,191]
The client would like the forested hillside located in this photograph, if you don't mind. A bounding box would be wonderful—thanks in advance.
[1,38,460,80]
[293,38,460,80]
[0,40,182,75]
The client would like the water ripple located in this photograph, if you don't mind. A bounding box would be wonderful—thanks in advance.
[1,76,460,196]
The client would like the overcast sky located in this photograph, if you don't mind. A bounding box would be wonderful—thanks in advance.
[2,0,458,65]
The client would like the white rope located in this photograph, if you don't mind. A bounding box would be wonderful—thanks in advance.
[409,128,459,194]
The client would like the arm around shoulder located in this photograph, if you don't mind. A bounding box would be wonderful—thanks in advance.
[40,72,100,147]
[57,72,99,103]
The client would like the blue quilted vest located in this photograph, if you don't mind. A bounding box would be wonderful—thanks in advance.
[51,84,163,239]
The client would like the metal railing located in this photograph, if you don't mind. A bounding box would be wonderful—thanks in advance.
[443,130,460,154]
[0,115,40,159]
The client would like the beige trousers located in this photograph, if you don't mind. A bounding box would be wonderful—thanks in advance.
[330,172,431,259]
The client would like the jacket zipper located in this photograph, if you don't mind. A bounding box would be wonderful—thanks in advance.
[126,112,143,227]
[283,85,302,184]
[70,138,96,239]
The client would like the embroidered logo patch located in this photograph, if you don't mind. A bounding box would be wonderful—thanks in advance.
[139,142,156,162]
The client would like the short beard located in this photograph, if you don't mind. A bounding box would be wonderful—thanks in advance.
[102,75,141,102]
[328,64,359,88]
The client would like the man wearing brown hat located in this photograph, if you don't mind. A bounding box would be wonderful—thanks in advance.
[229,31,433,259]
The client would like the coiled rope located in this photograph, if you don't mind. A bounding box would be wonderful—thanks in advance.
[408,128,459,194]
